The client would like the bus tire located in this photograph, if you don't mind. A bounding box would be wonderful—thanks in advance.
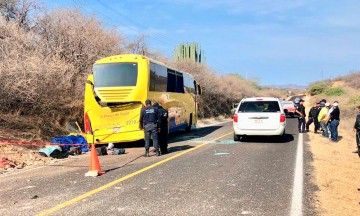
[185,114,193,132]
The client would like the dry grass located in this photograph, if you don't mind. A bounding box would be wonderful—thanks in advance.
[305,97,360,216]
[342,71,360,90]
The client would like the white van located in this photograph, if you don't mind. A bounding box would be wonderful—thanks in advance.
[233,97,286,141]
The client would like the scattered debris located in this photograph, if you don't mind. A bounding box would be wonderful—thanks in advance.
[214,152,230,156]
[0,157,16,169]
[17,186,36,191]
[1,144,51,174]
[30,195,39,199]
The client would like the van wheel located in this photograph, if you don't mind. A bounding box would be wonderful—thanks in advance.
[185,114,193,132]
[277,130,286,142]
[234,134,240,141]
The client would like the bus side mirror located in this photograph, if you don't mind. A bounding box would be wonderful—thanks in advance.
[197,84,202,95]
[86,80,94,86]
[86,75,94,86]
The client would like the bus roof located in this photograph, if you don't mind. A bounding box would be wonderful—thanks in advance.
[95,54,194,78]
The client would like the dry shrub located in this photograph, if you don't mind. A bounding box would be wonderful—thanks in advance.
[0,6,123,112]
[342,71,360,89]
[0,2,124,138]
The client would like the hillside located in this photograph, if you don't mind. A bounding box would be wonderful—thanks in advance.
[308,71,360,119]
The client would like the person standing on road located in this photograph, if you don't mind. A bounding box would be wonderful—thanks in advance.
[318,102,330,137]
[295,99,306,133]
[353,105,360,155]
[306,102,320,133]
[140,99,161,157]
[327,102,340,142]
[153,102,169,154]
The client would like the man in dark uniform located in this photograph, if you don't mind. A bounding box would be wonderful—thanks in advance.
[306,102,320,133]
[153,102,169,154]
[140,99,161,157]
[352,105,360,155]
[295,99,306,133]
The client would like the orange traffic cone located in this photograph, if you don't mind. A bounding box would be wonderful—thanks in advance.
[85,144,105,177]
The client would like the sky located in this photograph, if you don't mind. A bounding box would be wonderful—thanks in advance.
[46,0,360,86]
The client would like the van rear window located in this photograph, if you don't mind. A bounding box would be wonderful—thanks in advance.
[238,101,280,113]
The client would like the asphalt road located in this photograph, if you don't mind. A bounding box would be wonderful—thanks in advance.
[0,118,315,216]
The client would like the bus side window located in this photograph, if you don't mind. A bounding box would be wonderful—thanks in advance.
[155,64,167,92]
[175,71,184,93]
[167,69,176,92]
[183,74,194,94]
[150,63,156,91]
[150,62,167,92]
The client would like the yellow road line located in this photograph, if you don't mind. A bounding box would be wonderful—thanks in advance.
[37,131,233,216]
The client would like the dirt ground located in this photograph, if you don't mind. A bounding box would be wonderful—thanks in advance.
[0,117,230,174]
[305,98,360,216]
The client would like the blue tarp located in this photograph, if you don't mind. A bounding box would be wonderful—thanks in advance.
[51,135,89,152]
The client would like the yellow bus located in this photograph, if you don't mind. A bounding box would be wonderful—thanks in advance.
[83,54,201,144]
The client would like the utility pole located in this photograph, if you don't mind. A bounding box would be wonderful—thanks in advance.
[321,71,324,81]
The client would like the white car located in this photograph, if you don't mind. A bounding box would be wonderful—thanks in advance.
[233,97,286,141]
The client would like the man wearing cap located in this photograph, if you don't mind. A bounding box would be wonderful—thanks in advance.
[327,102,340,142]
[295,99,306,133]
[318,102,330,137]
[140,99,161,157]
[353,106,360,154]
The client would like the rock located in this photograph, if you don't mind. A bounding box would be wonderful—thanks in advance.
[30,195,38,199]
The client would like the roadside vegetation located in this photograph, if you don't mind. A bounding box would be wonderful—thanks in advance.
[306,73,360,215]
[0,0,288,141]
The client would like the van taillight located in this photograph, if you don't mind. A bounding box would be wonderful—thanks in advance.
[84,113,92,134]
[280,113,286,123]
[234,114,238,123]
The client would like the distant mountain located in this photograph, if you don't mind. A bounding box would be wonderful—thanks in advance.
[265,84,308,90]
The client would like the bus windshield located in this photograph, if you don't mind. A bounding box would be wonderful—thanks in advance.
[93,63,138,87]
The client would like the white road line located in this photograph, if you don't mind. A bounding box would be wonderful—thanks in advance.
[290,132,303,216]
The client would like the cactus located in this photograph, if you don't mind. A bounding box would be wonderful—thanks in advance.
[173,42,205,64]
